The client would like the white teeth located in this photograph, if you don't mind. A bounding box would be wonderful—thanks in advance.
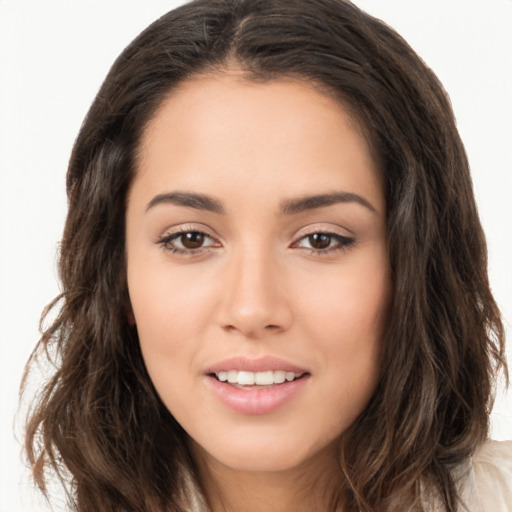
[255,370,274,385]
[274,370,286,384]
[237,371,255,385]
[214,370,302,385]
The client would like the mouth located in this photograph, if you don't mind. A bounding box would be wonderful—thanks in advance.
[205,356,311,413]
[206,371,310,414]
[210,370,308,389]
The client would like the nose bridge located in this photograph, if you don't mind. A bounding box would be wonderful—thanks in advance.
[219,239,291,336]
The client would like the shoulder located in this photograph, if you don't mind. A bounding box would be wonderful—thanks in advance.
[421,440,512,511]
[471,439,512,511]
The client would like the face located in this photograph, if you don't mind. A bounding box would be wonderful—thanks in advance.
[126,73,390,474]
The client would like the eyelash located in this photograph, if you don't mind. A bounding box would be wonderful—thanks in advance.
[156,227,218,256]
[156,229,355,256]
[292,232,355,254]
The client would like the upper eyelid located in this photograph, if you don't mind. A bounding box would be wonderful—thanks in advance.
[292,232,354,247]
[158,223,218,239]
[292,224,354,239]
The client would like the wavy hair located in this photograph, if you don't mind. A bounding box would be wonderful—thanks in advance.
[22,0,507,510]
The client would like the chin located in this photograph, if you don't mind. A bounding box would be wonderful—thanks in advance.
[189,424,339,474]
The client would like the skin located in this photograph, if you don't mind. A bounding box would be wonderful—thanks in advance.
[126,70,391,512]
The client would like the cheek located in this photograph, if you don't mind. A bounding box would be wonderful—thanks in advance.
[297,250,389,412]
[127,267,209,419]
[301,251,390,345]
[128,260,217,346]
[126,264,214,411]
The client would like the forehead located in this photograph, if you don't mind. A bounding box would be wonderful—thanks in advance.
[134,72,384,214]
[141,72,365,152]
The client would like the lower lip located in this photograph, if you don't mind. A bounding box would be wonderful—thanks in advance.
[206,375,310,415]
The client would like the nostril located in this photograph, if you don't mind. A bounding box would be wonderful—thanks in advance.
[222,324,282,335]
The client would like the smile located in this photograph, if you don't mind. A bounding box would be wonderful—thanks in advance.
[206,361,310,414]
[214,370,304,386]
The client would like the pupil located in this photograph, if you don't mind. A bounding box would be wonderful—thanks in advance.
[182,232,204,249]
[309,233,331,249]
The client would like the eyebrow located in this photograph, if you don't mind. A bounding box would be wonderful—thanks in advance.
[145,191,377,215]
[280,192,377,215]
[146,192,225,214]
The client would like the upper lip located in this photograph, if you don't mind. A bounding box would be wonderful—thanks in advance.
[205,356,309,374]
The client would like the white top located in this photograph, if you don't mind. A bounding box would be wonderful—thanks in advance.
[460,440,512,511]
[422,440,512,511]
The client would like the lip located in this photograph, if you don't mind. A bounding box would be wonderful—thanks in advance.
[205,356,309,374]
[204,356,310,415]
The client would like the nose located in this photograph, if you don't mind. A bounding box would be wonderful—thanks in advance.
[216,247,293,339]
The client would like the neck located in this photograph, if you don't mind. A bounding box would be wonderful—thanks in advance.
[191,441,343,512]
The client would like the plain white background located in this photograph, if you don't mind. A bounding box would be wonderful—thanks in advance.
[1,1,511,510]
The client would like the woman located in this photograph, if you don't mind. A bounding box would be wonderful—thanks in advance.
[22,0,511,510]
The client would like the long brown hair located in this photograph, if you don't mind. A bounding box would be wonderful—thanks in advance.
[22,0,507,510]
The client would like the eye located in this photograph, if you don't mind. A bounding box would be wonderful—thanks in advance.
[157,229,219,254]
[176,231,208,249]
[293,232,355,253]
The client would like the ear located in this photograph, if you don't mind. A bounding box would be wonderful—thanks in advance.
[127,310,136,326]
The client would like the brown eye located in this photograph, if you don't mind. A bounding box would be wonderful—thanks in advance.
[180,232,205,249]
[157,230,217,253]
[293,231,355,253]
[307,233,332,250]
